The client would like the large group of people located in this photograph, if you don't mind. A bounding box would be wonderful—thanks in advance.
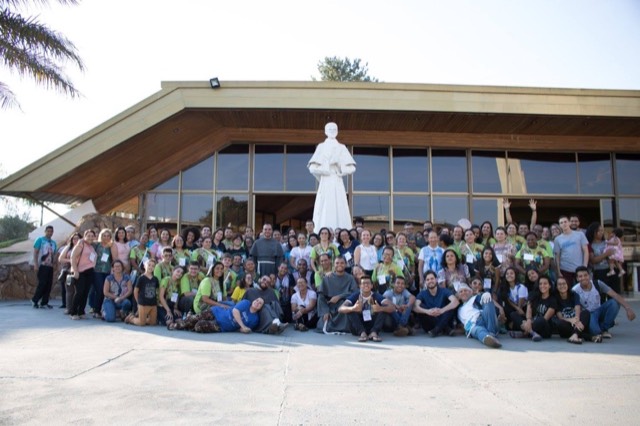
[29,199,636,347]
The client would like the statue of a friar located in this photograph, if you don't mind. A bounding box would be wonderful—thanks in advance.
[307,123,356,233]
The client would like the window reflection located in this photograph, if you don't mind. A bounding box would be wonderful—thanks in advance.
[217,145,249,191]
[393,148,428,192]
[507,152,577,194]
[472,199,498,227]
[353,147,390,191]
[433,196,468,227]
[353,195,389,228]
[216,194,248,228]
[393,195,429,224]
[578,153,612,194]
[432,150,467,192]
[616,154,640,195]
[146,193,178,223]
[181,194,213,226]
[153,175,179,191]
[286,145,316,191]
[254,145,284,191]
[182,157,213,191]
[472,151,505,193]
[618,198,640,242]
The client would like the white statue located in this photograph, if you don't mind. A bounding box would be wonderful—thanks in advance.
[307,122,356,233]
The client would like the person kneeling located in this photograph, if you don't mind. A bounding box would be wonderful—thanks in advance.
[338,276,394,342]
[125,258,159,326]
[456,282,502,348]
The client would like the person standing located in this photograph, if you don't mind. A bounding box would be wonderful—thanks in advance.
[32,226,57,309]
[249,223,284,277]
[553,215,588,285]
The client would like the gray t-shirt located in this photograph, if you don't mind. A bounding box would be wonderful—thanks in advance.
[553,231,588,273]
[572,280,612,312]
[383,288,412,306]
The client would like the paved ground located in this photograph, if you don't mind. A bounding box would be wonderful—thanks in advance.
[1,298,639,425]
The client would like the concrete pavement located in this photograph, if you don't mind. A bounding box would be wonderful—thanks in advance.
[1,299,639,425]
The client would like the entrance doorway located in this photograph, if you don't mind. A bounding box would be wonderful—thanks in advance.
[254,194,316,233]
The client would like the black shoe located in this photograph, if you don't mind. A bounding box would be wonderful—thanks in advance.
[428,327,441,338]
[32,301,39,309]
[42,304,53,309]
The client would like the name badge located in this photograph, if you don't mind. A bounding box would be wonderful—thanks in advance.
[396,259,405,268]
[524,253,535,261]
[179,258,186,267]
[170,292,178,303]
[207,255,214,266]
[344,252,352,261]
[378,275,386,284]
[496,254,504,263]
[392,296,397,305]
[466,254,474,264]
[483,278,492,290]
[101,253,109,263]
[217,292,223,302]
[363,309,372,321]
[89,252,97,262]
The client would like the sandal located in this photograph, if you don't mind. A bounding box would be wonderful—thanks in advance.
[591,334,603,343]
[358,332,368,342]
[567,334,583,345]
[369,333,382,342]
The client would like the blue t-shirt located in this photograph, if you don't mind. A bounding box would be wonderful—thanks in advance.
[417,287,453,310]
[212,299,259,332]
[34,236,57,267]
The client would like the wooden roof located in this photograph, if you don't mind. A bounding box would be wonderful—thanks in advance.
[1,81,640,213]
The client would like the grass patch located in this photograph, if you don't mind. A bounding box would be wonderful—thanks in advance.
[0,238,27,249]
[0,252,27,259]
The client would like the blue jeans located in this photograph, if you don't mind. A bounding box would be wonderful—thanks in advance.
[470,303,499,343]
[589,299,620,335]
[102,298,132,322]
[392,308,412,327]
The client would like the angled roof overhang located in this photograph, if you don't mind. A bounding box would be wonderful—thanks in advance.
[1,81,640,213]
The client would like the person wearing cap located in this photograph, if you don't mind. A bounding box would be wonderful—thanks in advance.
[455,282,502,348]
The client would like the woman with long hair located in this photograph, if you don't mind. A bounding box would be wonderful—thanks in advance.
[554,277,591,344]
[69,229,97,320]
[337,228,358,274]
[437,248,469,290]
[354,229,378,277]
[89,228,117,318]
[112,226,131,273]
[193,262,231,314]
[476,246,501,295]
[58,232,82,313]
[497,266,528,331]
[310,227,339,272]
[511,276,558,342]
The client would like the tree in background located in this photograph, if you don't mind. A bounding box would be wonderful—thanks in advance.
[0,214,35,241]
[314,56,379,82]
[0,0,84,109]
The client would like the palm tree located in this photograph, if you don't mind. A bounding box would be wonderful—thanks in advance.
[0,0,84,109]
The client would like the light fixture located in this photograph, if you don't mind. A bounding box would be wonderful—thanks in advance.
[209,77,221,89]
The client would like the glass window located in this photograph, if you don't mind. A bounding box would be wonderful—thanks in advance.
[433,196,468,228]
[285,145,316,191]
[578,153,612,194]
[217,145,249,191]
[393,148,428,192]
[181,194,213,226]
[618,198,640,242]
[254,145,284,191]
[432,150,468,192]
[353,195,389,229]
[216,194,248,229]
[353,147,389,191]
[393,195,429,224]
[472,151,505,193]
[601,199,614,228]
[146,193,178,223]
[507,152,577,194]
[182,157,214,191]
[616,154,640,195]
[472,199,499,227]
[153,175,179,191]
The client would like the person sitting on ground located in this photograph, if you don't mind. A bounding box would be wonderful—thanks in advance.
[214,298,265,333]
[154,247,174,282]
[125,258,159,326]
[339,275,394,342]
[455,282,502,348]
[510,276,557,342]
[193,262,232,315]
[101,259,132,322]
[382,276,416,337]
[291,277,318,331]
[572,265,636,342]
[244,275,288,334]
[178,261,205,314]
[553,277,590,344]
[293,258,313,289]
[498,267,527,331]
[413,270,460,337]
[191,236,217,274]
[316,256,358,333]
[158,265,184,327]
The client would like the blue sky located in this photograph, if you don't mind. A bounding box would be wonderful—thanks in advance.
[1,0,639,220]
